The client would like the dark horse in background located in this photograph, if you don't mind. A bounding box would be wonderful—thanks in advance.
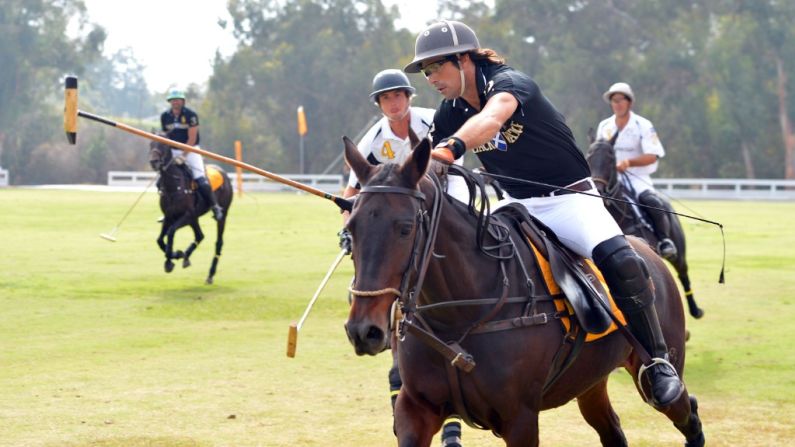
[149,135,233,284]
[585,132,704,319]
[342,136,704,446]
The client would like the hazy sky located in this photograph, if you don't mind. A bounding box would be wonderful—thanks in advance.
[82,0,440,93]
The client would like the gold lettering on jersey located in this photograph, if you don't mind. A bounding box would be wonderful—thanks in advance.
[471,120,524,153]
[502,121,524,144]
[381,141,395,159]
[473,140,498,154]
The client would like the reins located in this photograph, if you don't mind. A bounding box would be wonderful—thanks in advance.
[477,170,726,284]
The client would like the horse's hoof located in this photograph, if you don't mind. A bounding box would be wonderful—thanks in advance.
[691,308,705,319]
[183,258,191,269]
[205,277,213,285]
[164,260,174,273]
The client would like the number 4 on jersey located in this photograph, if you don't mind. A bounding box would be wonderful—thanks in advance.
[381,141,395,159]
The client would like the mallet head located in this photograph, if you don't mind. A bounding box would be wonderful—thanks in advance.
[287,322,298,357]
[64,76,78,144]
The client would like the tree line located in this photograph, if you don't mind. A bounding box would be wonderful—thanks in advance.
[2,0,793,184]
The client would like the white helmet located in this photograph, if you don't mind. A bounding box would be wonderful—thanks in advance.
[603,82,635,104]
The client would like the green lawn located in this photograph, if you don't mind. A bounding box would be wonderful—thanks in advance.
[0,189,793,446]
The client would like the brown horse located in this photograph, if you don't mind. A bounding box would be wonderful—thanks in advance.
[585,136,704,319]
[342,136,704,446]
[149,137,233,284]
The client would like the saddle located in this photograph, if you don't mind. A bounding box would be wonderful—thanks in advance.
[494,203,623,336]
[163,158,225,193]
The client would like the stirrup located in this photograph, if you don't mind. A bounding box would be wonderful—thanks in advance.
[637,356,682,406]
[658,238,677,260]
[211,206,224,221]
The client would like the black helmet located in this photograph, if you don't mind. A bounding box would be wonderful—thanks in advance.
[369,69,415,104]
[404,20,480,73]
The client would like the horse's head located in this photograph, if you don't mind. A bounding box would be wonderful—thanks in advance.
[149,132,173,172]
[342,135,432,355]
[586,132,619,196]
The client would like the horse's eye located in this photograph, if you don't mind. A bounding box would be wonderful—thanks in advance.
[398,222,413,237]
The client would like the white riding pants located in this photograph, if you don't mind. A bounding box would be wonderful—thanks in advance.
[494,178,623,258]
[171,146,206,180]
[446,175,470,204]
[621,172,655,196]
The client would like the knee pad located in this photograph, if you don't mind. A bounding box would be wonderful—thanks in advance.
[639,190,664,208]
[593,236,652,313]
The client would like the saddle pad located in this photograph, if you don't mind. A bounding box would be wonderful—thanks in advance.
[206,166,224,191]
[527,241,626,342]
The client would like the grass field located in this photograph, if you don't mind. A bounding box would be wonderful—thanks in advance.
[1,188,793,446]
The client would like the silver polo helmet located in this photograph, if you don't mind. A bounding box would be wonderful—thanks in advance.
[404,20,480,73]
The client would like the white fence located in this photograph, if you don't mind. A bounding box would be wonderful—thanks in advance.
[0,168,8,187]
[106,172,795,200]
[653,179,795,200]
[108,171,344,194]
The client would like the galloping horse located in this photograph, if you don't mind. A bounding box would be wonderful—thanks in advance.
[342,136,704,446]
[149,136,233,284]
[585,135,704,319]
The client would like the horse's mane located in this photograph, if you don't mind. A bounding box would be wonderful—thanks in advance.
[425,164,508,258]
[364,158,506,258]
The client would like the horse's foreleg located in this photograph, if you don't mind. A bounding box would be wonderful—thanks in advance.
[182,220,204,269]
[500,406,540,447]
[676,269,704,319]
[675,395,705,447]
[157,221,169,254]
[205,217,225,285]
[395,391,442,447]
[164,215,191,273]
[576,379,627,447]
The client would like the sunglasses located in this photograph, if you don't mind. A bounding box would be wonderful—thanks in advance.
[421,57,455,77]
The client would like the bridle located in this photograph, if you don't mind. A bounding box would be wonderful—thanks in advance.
[347,178,441,335]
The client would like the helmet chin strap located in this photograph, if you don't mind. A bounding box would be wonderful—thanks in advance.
[459,66,466,97]
[385,106,411,122]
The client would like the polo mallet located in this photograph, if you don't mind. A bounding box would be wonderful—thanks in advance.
[287,248,348,358]
[63,76,352,212]
[99,173,159,242]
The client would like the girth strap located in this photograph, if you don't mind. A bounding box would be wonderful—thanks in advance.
[401,319,476,372]
[469,311,560,335]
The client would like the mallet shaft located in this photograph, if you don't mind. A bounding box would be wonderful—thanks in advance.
[286,248,348,358]
[76,110,350,210]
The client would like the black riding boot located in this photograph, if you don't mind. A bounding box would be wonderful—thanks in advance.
[639,190,676,260]
[197,177,224,221]
[594,236,684,407]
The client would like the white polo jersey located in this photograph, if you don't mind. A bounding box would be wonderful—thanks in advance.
[596,111,665,177]
[347,107,468,202]
[347,107,435,188]
[596,111,665,196]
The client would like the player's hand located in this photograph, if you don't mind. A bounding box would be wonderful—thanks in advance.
[338,228,352,255]
[431,146,455,164]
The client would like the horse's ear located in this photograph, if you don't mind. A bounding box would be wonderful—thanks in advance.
[587,127,596,144]
[343,136,375,185]
[401,136,431,186]
[408,127,420,148]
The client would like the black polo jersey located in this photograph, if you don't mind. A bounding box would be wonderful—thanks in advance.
[431,63,590,198]
[161,106,200,145]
